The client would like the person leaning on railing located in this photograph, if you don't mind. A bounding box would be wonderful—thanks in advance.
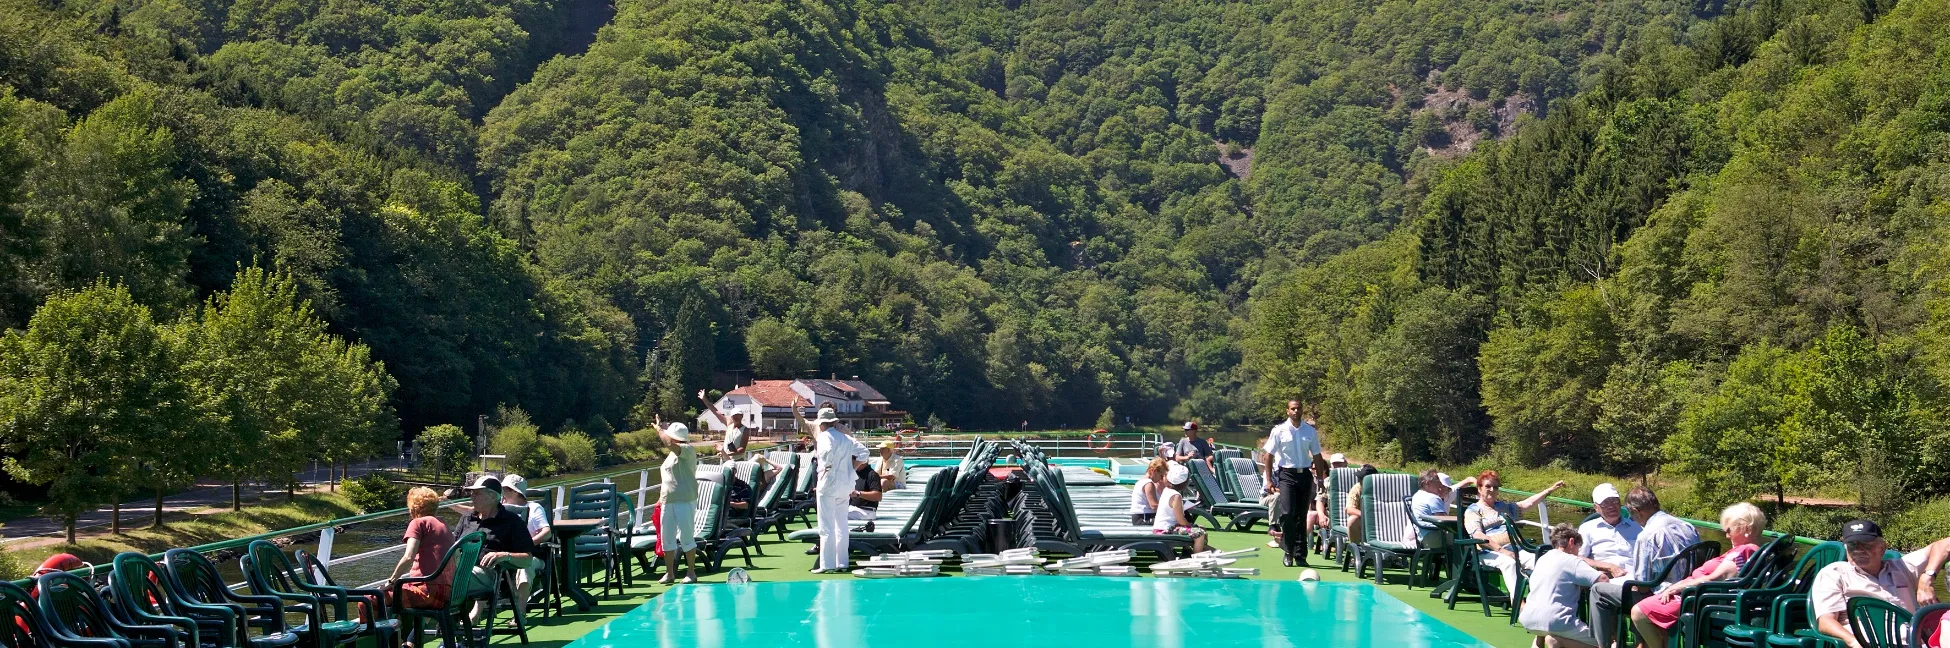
[1810,519,1950,648]
[385,487,455,610]
[1628,502,1768,648]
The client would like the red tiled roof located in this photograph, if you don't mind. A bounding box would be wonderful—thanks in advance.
[727,380,803,407]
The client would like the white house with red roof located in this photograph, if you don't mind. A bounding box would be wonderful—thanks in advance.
[697,376,906,435]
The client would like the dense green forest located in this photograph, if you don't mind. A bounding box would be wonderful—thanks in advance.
[4,0,1948,521]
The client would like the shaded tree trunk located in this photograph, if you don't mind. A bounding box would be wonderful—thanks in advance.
[111,500,120,534]
[232,481,242,511]
[65,515,76,545]
[152,490,166,528]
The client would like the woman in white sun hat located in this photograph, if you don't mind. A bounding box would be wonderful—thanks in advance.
[657,422,699,585]
[1152,462,1210,553]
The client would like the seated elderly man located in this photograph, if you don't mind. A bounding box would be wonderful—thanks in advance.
[1403,469,1452,545]
[1587,485,1696,648]
[453,476,541,622]
[1811,519,1950,648]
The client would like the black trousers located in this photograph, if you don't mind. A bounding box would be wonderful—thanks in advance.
[1275,467,1313,559]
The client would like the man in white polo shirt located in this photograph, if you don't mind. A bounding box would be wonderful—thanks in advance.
[1260,400,1323,568]
[1578,484,1640,571]
[1812,519,1950,648]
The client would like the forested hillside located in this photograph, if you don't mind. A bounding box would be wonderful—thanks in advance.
[0,0,1721,446]
[1247,0,1950,514]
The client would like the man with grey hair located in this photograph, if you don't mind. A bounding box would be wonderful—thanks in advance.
[1587,485,1697,648]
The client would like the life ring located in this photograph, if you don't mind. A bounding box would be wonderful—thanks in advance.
[1088,430,1113,453]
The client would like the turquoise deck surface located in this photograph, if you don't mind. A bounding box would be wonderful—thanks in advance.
[565,577,1494,648]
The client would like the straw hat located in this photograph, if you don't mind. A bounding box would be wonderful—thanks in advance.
[813,408,841,425]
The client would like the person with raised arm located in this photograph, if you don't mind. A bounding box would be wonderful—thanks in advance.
[698,389,750,455]
[795,396,867,573]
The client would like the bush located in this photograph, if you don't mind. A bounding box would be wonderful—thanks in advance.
[547,431,598,473]
[492,421,555,477]
[418,424,473,478]
[341,474,405,514]
[610,428,664,462]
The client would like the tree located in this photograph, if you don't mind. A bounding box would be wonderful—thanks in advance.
[490,406,553,476]
[184,266,394,507]
[0,282,195,543]
[1665,345,1802,512]
[1095,406,1116,431]
[417,424,472,479]
[745,317,816,378]
[651,293,716,420]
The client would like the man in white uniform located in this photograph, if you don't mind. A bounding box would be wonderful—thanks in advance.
[802,404,865,573]
[1260,400,1324,567]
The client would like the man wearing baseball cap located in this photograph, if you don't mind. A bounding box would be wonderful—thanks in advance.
[454,475,539,621]
[1174,422,1213,466]
[1577,484,1640,571]
[1811,519,1950,648]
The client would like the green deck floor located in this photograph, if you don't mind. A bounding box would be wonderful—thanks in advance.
[493,519,1538,648]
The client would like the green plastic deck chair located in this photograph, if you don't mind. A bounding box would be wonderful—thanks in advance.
[1844,596,1910,648]
[1357,473,1445,587]
[1616,540,1723,647]
[391,531,489,648]
[1670,533,1797,647]
[2,581,49,648]
[1909,603,1950,648]
[1185,460,1257,531]
[37,571,182,648]
[1718,541,1844,648]
[1325,466,1360,568]
[239,540,369,648]
[162,549,300,648]
[107,553,218,648]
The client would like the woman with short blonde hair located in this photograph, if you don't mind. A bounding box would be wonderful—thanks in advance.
[387,486,456,609]
[1630,502,1770,648]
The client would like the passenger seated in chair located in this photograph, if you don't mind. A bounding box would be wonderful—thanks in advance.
[1464,471,1566,599]
[386,487,455,610]
[1153,463,1209,553]
[1630,502,1768,648]
[1521,524,1626,648]
[1810,519,1950,648]
[1404,469,1452,546]
[849,460,883,531]
[877,441,907,491]
[727,473,754,511]
[454,476,540,622]
[1342,465,1380,544]
[498,474,552,545]
[1131,458,1165,526]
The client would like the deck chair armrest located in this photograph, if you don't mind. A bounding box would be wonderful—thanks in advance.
[1450,538,1487,547]
[122,606,201,647]
[337,586,389,621]
[173,600,243,642]
[116,621,188,648]
[223,590,286,620]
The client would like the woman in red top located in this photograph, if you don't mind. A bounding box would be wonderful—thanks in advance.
[1630,502,1769,648]
[384,487,455,609]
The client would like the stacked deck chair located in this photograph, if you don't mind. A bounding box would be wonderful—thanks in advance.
[1015,448,1192,562]
[1185,460,1264,531]
[1356,473,1446,586]
[786,438,1001,564]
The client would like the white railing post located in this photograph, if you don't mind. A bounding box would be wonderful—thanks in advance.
[316,527,335,566]
[555,485,567,519]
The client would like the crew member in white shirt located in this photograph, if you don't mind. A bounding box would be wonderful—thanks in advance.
[1260,400,1324,567]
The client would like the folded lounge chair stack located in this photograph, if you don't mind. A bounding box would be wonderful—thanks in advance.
[1046,550,1137,576]
[1011,444,1195,561]
[1149,548,1262,579]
